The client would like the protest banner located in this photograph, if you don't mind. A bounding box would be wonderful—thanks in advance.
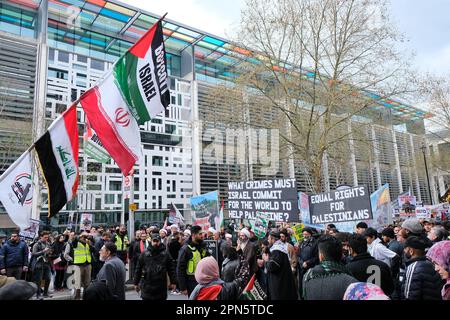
[415,206,431,219]
[309,186,372,224]
[19,219,40,240]
[190,191,220,231]
[250,211,270,239]
[228,178,298,223]
[204,239,219,261]
[292,223,305,242]
[80,213,93,231]
[398,195,416,213]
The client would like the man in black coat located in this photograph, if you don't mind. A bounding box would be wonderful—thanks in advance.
[296,227,319,299]
[134,234,176,300]
[345,234,394,296]
[401,236,442,300]
[263,231,297,300]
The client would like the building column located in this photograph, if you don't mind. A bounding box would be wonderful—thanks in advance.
[31,0,48,221]
[371,126,382,188]
[425,141,439,205]
[191,80,201,196]
[391,128,403,193]
[348,120,358,187]
[409,135,422,202]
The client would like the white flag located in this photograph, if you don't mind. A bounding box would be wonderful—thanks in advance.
[0,150,33,230]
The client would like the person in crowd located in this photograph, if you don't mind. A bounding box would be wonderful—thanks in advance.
[113,224,129,264]
[381,227,404,257]
[296,227,319,298]
[49,234,67,291]
[426,240,450,300]
[343,282,390,300]
[67,232,94,300]
[428,226,448,244]
[263,231,297,300]
[402,236,442,300]
[394,225,401,237]
[31,231,53,299]
[221,245,241,282]
[356,222,368,235]
[159,229,168,247]
[325,224,337,235]
[224,233,233,246]
[167,230,183,295]
[280,229,297,274]
[423,220,433,235]
[127,230,141,281]
[334,232,352,264]
[364,228,398,268]
[129,231,149,284]
[134,234,176,300]
[177,225,208,296]
[328,228,339,236]
[183,229,191,244]
[189,256,250,300]
[237,228,258,276]
[303,235,358,300]
[213,230,225,271]
[84,242,126,300]
[345,233,394,296]
[0,231,29,280]
[255,239,269,294]
[92,231,111,279]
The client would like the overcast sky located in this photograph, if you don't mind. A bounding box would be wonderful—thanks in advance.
[123,0,450,76]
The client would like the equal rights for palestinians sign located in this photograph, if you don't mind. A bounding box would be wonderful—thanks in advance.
[227,178,298,223]
[309,186,372,224]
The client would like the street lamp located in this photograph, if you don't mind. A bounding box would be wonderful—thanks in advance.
[420,143,433,205]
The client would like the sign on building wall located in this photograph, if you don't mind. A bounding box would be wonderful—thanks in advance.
[309,186,372,224]
[227,178,298,223]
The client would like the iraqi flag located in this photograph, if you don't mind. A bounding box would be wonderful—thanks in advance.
[34,105,79,217]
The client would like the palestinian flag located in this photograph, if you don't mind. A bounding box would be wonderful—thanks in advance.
[240,274,267,300]
[34,105,79,217]
[114,20,170,125]
[80,20,169,175]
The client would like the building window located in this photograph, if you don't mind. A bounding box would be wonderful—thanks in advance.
[48,68,68,80]
[58,51,69,63]
[91,59,104,70]
[105,194,115,204]
[109,181,122,191]
[152,156,163,166]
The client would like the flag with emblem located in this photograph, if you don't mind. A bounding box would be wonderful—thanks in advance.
[34,105,79,218]
[79,20,170,175]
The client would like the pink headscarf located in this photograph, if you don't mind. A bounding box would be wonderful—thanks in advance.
[426,240,450,272]
[195,257,220,285]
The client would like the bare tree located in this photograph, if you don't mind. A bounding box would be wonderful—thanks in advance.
[206,0,415,192]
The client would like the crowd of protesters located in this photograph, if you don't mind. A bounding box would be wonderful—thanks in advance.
[0,217,449,301]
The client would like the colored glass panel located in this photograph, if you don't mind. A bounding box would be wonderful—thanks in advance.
[203,36,225,47]
[104,2,135,16]
[99,8,130,23]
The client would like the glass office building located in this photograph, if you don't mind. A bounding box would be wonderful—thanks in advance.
[0,0,441,231]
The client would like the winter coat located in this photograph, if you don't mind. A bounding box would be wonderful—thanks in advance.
[176,239,208,292]
[401,256,442,300]
[303,261,358,300]
[265,240,297,300]
[31,240,52,270]
[189,279,241,300]
[221,257,240,282]
[134,244,176,300]
[167,238,182,261]
[387,240,404,257]
[49,241,67,269]
[0,240,28,269]
[345,252,394,296]
[368,238,397,268]
[95,255,126,300]
[237,240,258,275]
[129,239,149,263]
[297,237,319,271]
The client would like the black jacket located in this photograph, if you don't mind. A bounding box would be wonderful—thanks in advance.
[401,256,442,300]
[237,241,258,275]
[221,258,240,282]
[134,244,175,300]
[176,239,208,292]
[297,237,319,270]
[265,242,297,300]
[345,252,394,296]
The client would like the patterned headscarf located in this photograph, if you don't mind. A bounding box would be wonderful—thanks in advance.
[426,240,450,272]
[195,257,220,285]
[343,282,390,300]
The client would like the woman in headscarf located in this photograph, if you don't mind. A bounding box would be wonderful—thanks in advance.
[189,256,250,300]
[426,240,450,300]
[343,282,390,300]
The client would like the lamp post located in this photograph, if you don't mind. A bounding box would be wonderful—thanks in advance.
[420,143,433,205]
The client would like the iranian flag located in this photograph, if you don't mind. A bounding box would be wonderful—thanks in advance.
[34,105,79,218]
[80,20,169,175]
